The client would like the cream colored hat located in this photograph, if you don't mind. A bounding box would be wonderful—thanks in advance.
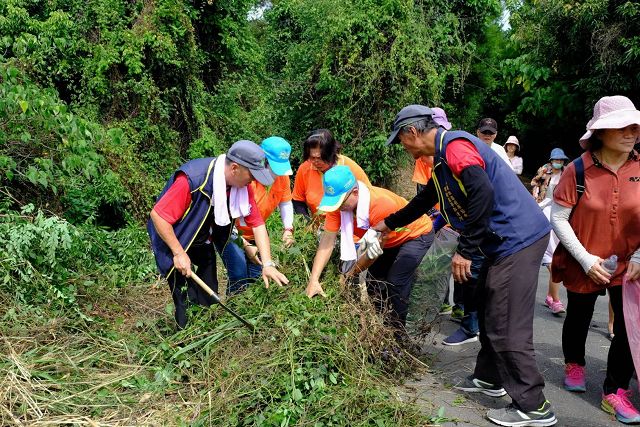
[505,135,520,149]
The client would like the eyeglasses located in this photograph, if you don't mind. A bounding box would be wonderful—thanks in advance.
[480,130,496,136]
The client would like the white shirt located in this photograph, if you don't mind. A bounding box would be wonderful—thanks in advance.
[490,143,515,171]
[509,156,523,175]
[546,173,561,200]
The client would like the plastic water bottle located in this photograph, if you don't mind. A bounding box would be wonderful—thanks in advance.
[602,255,618,275]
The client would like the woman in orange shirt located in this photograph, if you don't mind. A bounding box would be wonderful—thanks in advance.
[292,129,370,217]
[551,96,640,423]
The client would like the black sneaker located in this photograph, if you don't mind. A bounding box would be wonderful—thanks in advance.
[486,400,557,426]
[455,375,507,397]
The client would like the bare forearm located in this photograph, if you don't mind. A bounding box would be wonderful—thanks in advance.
[252,224,273,264]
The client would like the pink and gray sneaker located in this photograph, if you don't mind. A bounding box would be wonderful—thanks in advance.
[564,363,586,392]
[544,295,566,314]
[550,300,566,314]
[601,388,640,424]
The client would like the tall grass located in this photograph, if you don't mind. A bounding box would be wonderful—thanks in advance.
[0,214,433,426]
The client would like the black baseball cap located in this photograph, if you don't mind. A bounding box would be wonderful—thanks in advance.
[386,104,435,145]
[477,118,498,134]
[227,140,275,186]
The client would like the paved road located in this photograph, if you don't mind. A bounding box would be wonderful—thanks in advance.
[405,267,636,426]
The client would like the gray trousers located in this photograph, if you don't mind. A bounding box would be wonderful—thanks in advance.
[473,233,550,412]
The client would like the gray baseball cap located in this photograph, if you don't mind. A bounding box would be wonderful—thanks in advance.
[386,104,435,145]
[227,140,274,186]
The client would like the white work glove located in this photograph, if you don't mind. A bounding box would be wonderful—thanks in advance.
[361,228,383,260]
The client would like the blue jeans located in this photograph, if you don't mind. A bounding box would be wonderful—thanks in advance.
[461,311,479,336]
[215,238,262,295]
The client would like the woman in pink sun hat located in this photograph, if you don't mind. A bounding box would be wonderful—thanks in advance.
[550,95,640,424]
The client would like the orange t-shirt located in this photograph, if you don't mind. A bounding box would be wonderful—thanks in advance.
[412,156,433,185]
[324,185,432,248]
[237,175,292,241]
[552,151,640,293]
[292,154,371,215]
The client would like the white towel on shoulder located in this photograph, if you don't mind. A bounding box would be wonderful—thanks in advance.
[212,154,251,226]
[340,181,371,261]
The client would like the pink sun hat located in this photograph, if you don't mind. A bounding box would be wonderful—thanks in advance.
[579,95,640,149]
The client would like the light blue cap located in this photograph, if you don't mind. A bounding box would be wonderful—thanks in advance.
[261,136,292,176]
[549,148,569,161]
[318,166,357,212]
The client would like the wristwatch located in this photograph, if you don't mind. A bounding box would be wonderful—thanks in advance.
[263,260,277,268]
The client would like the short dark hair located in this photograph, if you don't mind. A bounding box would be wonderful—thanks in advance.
[586,130,603,152]
[398,116,439,136]
[303,129,341,164]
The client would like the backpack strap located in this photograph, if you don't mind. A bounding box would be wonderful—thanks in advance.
[574,156,585,201]
[567,156,585,222]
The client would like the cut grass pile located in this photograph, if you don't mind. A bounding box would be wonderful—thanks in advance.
[0,216,436,426]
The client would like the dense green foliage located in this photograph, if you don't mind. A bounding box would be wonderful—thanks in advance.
[259,0,499,184]
[0,215,437,425]
[1,0,504,221]
[0,0,268,222]
[1,0,638,424]
[4,2,499,419]
[495,0,640,167]
[0,205,155,317]
[0,64,135,223]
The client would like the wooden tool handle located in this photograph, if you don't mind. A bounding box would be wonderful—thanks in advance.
[190,271,220,303]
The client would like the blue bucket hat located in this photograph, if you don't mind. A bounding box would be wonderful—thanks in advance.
[549,148,569,161]
[261,136,293,176]
[318,166,357,213]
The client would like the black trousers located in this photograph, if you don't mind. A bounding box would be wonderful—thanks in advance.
[563,285,634,394]
[367,231,433,329]
[473,234,549,412]
[167,244,218,329]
